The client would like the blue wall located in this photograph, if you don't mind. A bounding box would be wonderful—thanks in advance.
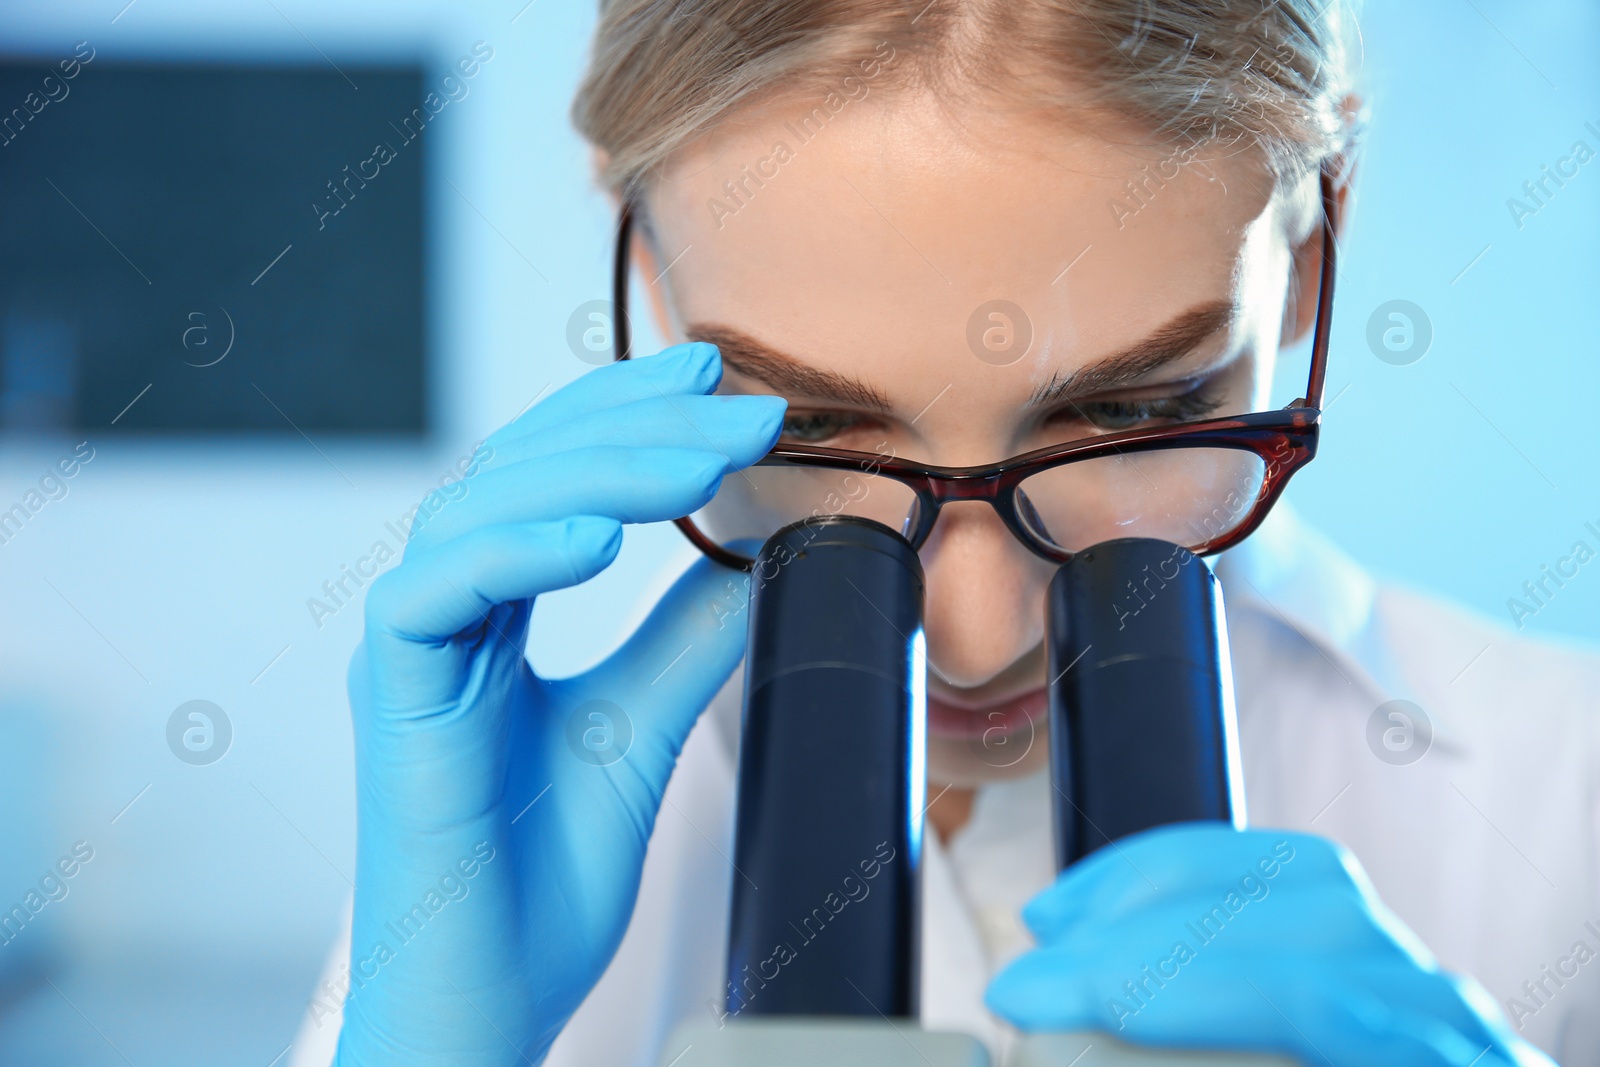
[1293,0,1600,647]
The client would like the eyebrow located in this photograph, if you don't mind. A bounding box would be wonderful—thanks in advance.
[685,322,894,411]
[685,298,1238,414]
[1026,299,1239,407]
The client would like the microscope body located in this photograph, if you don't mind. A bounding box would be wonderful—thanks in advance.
[661,521,1290,1067]
[725,516,924,1018]
[1047,538,1246,866]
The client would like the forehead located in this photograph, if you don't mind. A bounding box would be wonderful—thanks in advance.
[643,88,1282,381]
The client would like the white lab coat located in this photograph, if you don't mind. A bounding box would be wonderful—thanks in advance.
[290,506,1600,1066]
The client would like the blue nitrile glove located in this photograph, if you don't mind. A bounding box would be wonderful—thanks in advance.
[333,342,784,1066]
[986,824,1557,1067]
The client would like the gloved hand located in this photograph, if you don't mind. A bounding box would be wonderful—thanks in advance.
[986,823,1557,1067]
[333,342,784,1066]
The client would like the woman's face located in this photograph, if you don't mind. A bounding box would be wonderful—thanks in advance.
[635,83,1325,788]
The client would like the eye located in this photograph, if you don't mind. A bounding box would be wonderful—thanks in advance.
[1055,386,1227,432]
[780,409,870,444]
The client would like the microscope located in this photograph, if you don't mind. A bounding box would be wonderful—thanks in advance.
[659,515,1297,1066]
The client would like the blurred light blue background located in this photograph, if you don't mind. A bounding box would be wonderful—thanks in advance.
[0,1,1593,1063]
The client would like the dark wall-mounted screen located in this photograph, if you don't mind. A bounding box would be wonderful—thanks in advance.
[0,56,428,435]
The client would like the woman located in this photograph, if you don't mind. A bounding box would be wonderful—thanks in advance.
[296,2,1597,1065]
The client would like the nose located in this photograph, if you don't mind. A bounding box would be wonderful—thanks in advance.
[918,499,1054,689]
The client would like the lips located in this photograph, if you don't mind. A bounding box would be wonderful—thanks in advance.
[926,686,1049,741]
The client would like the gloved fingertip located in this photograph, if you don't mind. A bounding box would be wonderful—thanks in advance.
[667,340,721,377]
[1017,866,1092,941]
[741,392,788,411]
[640,341,721,391]
[742,393,788,446]
[982,963,1027,1020]
[1019,896,1067,941]
[683,448,736,485]
[654,340,713,363]
[687,341,724,392]
[984,952,1093,1032]
[685,339,720,365]
[564,515,624,553]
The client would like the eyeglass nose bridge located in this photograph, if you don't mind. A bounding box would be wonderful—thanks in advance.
[924,472,1005,503]
[909,469,1063,562]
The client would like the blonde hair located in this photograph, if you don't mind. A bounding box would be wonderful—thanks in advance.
[573,0,1360,199]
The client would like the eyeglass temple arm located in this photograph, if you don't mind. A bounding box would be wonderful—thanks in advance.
[1304,165,1341,411]
[614,200,635,361]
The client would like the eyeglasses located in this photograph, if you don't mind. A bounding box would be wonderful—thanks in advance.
[611,162,1341,572]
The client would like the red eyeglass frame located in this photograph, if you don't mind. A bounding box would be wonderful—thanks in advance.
[611,162,1342,571]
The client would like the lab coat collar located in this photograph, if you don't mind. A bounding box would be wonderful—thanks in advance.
[1212,502,1471,756]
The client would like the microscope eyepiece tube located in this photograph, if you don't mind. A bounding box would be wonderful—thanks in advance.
[726,515,925,1019]
[1047,537,1245,870]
